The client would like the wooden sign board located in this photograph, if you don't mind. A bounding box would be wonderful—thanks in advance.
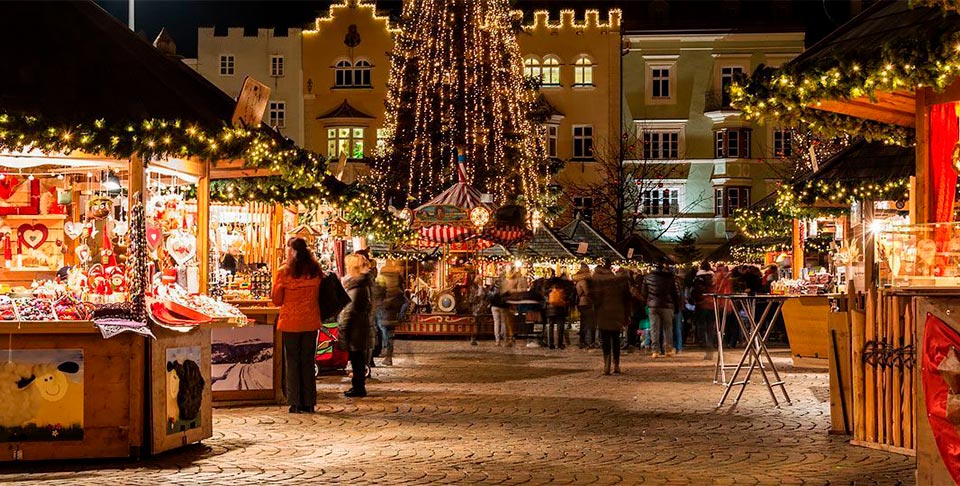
[414,205,468,225]
[576,242,588,254]
[627,248,635,259]
[231,77,271,128]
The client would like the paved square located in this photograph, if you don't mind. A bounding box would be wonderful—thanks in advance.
[1,341,915,485]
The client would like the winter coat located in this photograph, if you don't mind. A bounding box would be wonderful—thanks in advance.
[338,272,375,352]
[544,276,576,318]
[590,267,631,331]
[641,269,681,312]
[572,268,593,307]
[271,266,322,333]
[691,270,716,311]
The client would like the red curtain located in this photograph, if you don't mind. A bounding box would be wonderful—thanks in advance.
[930,102,959,223]
[923,313,960,482]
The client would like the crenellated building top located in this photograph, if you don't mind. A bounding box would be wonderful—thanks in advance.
[303,0,400,36]
[521,9,622,33]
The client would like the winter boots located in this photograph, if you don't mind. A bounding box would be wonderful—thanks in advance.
[603,355,612,375]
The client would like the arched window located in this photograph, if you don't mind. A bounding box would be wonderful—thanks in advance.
[574,55,594,86]
[353,59,372,87]
[335,59,353,87]
[523,57,542,81]
[542,56,561,86]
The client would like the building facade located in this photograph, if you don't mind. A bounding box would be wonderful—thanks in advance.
[190,1,805,252]
[195,27,304,145]
[622,31,804,251]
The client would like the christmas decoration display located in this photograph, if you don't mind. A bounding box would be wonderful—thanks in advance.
[127,195,148,322]
[733,206,793,239]
[372,0,547,210]
[776,178,909,213]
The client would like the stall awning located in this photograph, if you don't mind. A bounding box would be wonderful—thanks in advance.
[557,217,626,260]
[518,226,576,260]
[617,233,670,263]
[799,139,915,185]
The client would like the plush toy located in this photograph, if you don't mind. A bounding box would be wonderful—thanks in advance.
[105,265,127,294]
[86,197,112,220]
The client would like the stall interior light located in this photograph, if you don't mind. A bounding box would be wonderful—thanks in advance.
[869,219,885,234]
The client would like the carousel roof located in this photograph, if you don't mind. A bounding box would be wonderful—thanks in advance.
[0,1,242,129]
[415,165,493,211]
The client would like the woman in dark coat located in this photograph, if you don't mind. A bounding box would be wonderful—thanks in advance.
[338,253,375,398]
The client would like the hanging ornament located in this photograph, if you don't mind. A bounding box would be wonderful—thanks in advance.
[63,222,84,240]
[18,223,48,249]
[146,224,162,251]
[75,244,91,264]
[166,230,197,266]
[112,219,129,238]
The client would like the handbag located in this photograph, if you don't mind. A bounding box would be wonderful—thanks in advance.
[318,272,351,323]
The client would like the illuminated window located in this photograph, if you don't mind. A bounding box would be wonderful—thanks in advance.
[270,55,284,77]
[354,59,372,87]
[219,54,235,76]
[542,56,561,86]
[524,57,542,80]
[327,127,365,159]
[715,186,751,217]
[574,56,594,86]
[335,60,353,87]
[268,101,285,128]
[573,125,593,159]
[643,131,680,159]
[714,128,752,158]
[720,66,745,107]
[641,186,682,216]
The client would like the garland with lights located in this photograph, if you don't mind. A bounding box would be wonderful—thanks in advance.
[911,0,960,13]
[733,206,793,239]
[804,235,834,255]
[776,178,910,215]
[729,2,960,145]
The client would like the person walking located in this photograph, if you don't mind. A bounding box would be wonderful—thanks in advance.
[378,260,404,365]
[591,261,631,374]
[339,253,375,398]
[272,237,323,414]
[690,261,717,349]
[573,264,596,349]
[544,271,575,349]
[490,270,516,346]
[641,258,681,358]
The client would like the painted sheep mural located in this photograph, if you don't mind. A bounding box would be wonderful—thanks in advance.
[0,349,84,442]
[166,346,204,435]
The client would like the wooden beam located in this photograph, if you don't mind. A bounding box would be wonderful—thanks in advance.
[924,78,960,106]
[812,98,915,127]
[210,168,278,180]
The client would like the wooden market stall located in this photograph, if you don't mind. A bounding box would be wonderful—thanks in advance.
[733,0,960,473]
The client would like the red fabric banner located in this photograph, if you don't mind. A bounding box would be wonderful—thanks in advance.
[930,102,958,224]
[922,312,960,482]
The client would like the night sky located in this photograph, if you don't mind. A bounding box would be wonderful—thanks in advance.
[95,0,859,59]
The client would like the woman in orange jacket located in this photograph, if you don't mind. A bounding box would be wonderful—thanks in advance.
[272,238,323,413]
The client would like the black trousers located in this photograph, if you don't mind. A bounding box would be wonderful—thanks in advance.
[282,330,318,408]
[547,316,565,347]
[349,350,367,392]
[600,329,621,362]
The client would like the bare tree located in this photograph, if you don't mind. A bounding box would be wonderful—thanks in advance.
[561,127,708,243]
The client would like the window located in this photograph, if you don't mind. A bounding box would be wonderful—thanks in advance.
[574,56,594,86]
[714,128,751,158]
[773,128,793,157]
[327,127,365,159]
[572,197,594,223]
[715,186,751,217]
[335,60,352,87]
[651,67,670,99]
[542,57,561,86]
[641,186,681,216]
[354,59,372,87]
[720,66,745,107]
[376,128,391,155]
[524,57,542,80]
[546,125,558,158]
[573,125,593,159]
[219,54,235,76]
[270,55,284,77]
[268,101,285,128]
[642,131,680,159]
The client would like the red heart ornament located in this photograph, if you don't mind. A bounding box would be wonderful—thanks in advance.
[146,224,162,251]
[0,177,21,200]
[18,223,48,249]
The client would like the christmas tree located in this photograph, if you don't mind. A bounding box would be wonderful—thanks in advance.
[372,0,546,209]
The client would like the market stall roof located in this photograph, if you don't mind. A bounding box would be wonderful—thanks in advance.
[799,139,915,184]
[0,1,246,129]
[557,217,625,260]
[518,226,576,259]
[617,234,670,263]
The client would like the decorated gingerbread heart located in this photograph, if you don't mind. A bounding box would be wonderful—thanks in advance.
[63,222,83,240]
[146,224,162,251]
[18,223,48,249]
[75,244,91,264]
[166,230,196,266]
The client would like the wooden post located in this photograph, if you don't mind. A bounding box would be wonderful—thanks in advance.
[792,218,803,279]
[915,88,931,224]
[196,162,210,293]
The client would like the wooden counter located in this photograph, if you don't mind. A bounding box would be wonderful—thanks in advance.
[781,295,831,368]
[211,303,282,406]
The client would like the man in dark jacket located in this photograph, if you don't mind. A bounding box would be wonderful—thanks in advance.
[641,259,681,358]
[590,262,631,374]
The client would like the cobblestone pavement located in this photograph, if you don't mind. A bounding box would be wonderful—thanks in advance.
[1,340,915,485]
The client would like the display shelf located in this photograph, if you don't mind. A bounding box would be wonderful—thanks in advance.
[0,319,98,334]
[1,214,68,220]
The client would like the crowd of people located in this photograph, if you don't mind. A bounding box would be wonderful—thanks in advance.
[272,236,784,408]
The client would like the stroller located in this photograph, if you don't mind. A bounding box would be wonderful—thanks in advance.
[315,321,349,376]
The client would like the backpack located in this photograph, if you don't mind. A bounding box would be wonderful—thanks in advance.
[547,286,568,308]
[318,272,352,323]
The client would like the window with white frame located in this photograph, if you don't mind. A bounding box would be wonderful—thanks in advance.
[546,125,558,158]
[715,128,751,158]
[574,56,594,86]
[327,127,365,159]
[651,67,671,99]
[268,101,285,128]
[714,186,751,217]
[642,131,680,159]
[640,185,682,216]
[773,128,793,157]
[219,54,235,76]
[353,59,372,87]
[542,57,561,86]
[572,125,593,159]
[335,59,353,87]
[523,57,542,80]
[573,196,594,223]
[270,55,284,77]
[720,66,745,107]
